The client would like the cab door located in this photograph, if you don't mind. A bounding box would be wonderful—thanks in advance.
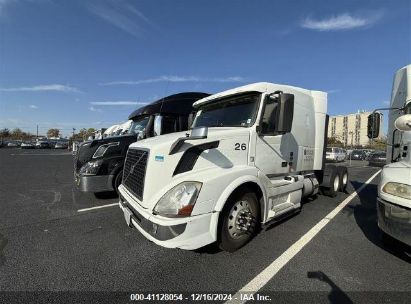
[254,96,290,177]
[254,93,298,221]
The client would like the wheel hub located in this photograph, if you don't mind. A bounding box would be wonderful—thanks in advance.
[227,200,255,239]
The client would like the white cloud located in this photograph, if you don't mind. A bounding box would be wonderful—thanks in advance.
[301,11,383,31]
[101,76,245,86]
[29,104,38,109]
[87,0,152,37]
[88,106,102,113]
[0,84,80,93]
[327,89,341,94]
[90,101,149,106]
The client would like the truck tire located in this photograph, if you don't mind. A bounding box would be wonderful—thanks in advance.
[381,230,396,247]
[337,166,348,193]
[321,166,340,197]
[217,189,260,252]
[113,170,123,195]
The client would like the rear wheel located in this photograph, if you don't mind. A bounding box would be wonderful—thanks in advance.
[217,189,260,252]
[337,166,348,192]
[321,166,340,197]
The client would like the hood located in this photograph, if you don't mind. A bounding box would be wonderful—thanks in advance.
[87,134,136,147]
[75,134,137,172]
[384,161,411,169]
[133,127,249,151]
[125,127,251,209]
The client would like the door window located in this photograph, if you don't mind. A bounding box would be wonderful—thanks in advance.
[161,116,178,134]
[260,99,279,135]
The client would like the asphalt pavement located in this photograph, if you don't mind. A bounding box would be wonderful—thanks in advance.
[0,148,409,303]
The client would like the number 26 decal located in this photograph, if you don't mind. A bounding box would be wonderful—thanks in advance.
[235,143,246,150]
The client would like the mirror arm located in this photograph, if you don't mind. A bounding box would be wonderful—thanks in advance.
[372,107,404,114]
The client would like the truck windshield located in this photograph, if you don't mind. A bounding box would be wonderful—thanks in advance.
[129,116,150,135]
[192,93,260,128]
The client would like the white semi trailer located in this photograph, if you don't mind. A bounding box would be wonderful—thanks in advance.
[368,64,411,247]
[118,82,348,252]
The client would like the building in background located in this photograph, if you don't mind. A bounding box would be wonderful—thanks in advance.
[328,110,383,147]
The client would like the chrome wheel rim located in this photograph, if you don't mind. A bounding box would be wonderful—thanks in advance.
[342,173,348,185]
[227,200,255,239]
[333,175,340,192]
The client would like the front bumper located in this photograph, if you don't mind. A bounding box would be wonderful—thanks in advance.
[377,197,411,246]
[118,185,218,250]
[74,173,115,193]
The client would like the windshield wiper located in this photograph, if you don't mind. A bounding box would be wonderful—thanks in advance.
[206,123,225,127]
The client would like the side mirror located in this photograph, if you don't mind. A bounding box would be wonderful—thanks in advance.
[169,126,208,155]
[154,115,163,136]
[274,92,294,133]
[190,126,208,138]
[367,113,381,138]
[136,129,146,140]
[394,114,411,131]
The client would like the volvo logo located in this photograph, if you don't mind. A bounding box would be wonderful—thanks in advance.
[130,163,137,174]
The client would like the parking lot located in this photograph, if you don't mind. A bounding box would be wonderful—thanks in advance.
[0,148,410,303]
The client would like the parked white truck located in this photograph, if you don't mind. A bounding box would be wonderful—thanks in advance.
[119,82,348,252]
[368,64,411,247]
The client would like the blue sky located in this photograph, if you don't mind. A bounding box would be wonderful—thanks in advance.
[0,0,410,136]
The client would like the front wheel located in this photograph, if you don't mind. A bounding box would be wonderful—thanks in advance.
[381,230,396,247]
[113,170,123,195]
[217,190,260,252]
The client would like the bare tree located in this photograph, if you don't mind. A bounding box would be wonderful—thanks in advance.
[0,128,10,138]
[11,128,23,139]
[47,128,60,138]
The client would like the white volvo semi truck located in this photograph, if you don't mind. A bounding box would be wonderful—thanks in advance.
[368,64,411,247]
[118,82,348,252]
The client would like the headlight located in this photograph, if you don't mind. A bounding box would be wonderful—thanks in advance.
[79,160,103,176]
[153,182,202,217]
[92,142,119,159]
[382,182,411,200]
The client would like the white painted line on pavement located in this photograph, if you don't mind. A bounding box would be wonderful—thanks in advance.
[227,169,381,304]
[77,203,118,213]
[10,153,72,156]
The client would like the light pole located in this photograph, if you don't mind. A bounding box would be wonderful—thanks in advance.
[349,131,354,166]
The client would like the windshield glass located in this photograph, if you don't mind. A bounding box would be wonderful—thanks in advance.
[192,93,260,128]
[129,116,150,135]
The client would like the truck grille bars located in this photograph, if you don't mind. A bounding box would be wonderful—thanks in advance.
[123,148,149,201]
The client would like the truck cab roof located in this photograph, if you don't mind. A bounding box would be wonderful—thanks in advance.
[193,82,325,108]
[128,92,210,120]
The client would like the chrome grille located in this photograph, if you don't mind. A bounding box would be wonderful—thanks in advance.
[123,148,149,200]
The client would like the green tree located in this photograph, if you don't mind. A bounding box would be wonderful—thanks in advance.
[87,128,96,136]
[366,135,387,151]
[70,128,98,142]
[327,136,343,146]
